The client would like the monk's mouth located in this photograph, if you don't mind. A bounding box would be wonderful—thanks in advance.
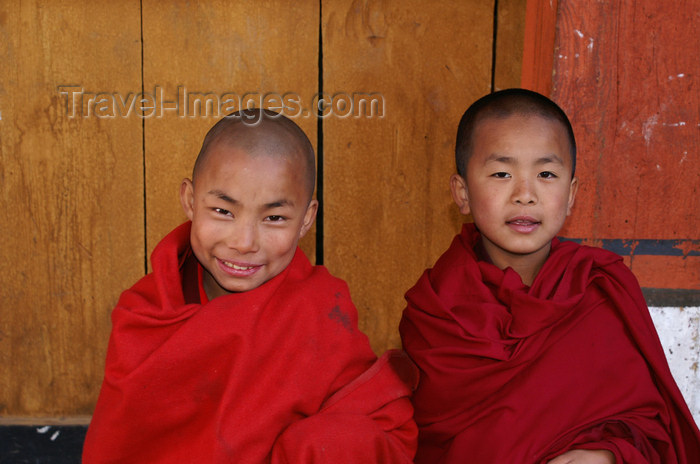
[507,219,540,225]
[506,218,541,233]
[223,261,256,271]
[217,258,262,276]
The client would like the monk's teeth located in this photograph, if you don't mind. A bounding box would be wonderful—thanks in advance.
[222,261,253,270]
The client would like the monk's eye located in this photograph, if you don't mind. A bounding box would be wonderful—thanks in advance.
[538,171,557,179]
[491,172,511,178]
[214,208,232,217]
[265,215,286,222]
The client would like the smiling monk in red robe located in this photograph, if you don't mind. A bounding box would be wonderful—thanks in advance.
[83,109,417,463]
[400,89,700,464]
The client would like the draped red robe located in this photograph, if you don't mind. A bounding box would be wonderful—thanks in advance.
[400,223,700,463]
[83,222,417,463]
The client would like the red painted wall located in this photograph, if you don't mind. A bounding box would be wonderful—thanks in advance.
[526,0,700,292]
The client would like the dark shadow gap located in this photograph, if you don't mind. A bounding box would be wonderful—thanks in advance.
[315,0,324,265]
[642,289,700,307]
[140,0,148,274]
[491,0,499,92]
[0,425,88,462]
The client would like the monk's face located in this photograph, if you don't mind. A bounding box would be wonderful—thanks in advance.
[181,143,317,298]
[451,114,578,273]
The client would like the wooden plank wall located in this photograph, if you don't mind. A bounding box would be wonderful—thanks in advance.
[552,0,700,296]
[0,1,144,417]
[140,0,320,264]
[323,0,525,353]
[0,1,525,417]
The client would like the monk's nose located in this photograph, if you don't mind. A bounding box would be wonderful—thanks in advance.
[227,222,260,254]
[512,178,537,205]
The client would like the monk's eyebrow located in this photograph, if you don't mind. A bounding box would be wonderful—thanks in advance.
[535,154,565,165]
[484,154,515,164]
[484,153,565,165]
[207,190,238,205]
[264,199,294,209]
[207,191,294,209]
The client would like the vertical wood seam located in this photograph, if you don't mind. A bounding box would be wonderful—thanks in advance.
[491,0,499,92]
[315,0,325,265]
[140,0,148,274]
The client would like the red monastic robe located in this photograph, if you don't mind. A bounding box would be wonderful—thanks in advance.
[400,223,700,463]
[83,222,417,463]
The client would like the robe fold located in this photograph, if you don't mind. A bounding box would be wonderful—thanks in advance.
[83,222,417,463]
[399,223,700,463]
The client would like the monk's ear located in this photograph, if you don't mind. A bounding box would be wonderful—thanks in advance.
[180,178,195,220]
[299,199,318,238]
[566,176,579,216]
[450,173,471,216]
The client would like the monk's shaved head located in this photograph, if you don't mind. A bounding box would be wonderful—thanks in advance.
[455,88,577,178]
[193,109,316,201]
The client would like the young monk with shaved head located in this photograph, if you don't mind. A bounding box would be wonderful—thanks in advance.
[400,89,700,463]
[83,109,417,463]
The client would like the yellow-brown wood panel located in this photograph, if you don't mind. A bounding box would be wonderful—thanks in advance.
[322,0,495,354]
[0,0,529,418]
[495,0,527,91]
[0,1,143,416]
[141,0,319,263]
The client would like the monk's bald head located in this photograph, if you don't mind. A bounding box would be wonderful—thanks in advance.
[455,88,577,178]
[193,109,316,201]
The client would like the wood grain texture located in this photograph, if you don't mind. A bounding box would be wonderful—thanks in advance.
[521,0,558,94]
[0,0,528,417]
[553,0,700,289]
[141,0,319,264]
[322,0,494,354]
[0,1,143,415]
[495,0,527,91]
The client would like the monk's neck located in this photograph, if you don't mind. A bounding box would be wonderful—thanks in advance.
[202,270,230,301]
[478,237,552,287]
[505,261,542,287]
